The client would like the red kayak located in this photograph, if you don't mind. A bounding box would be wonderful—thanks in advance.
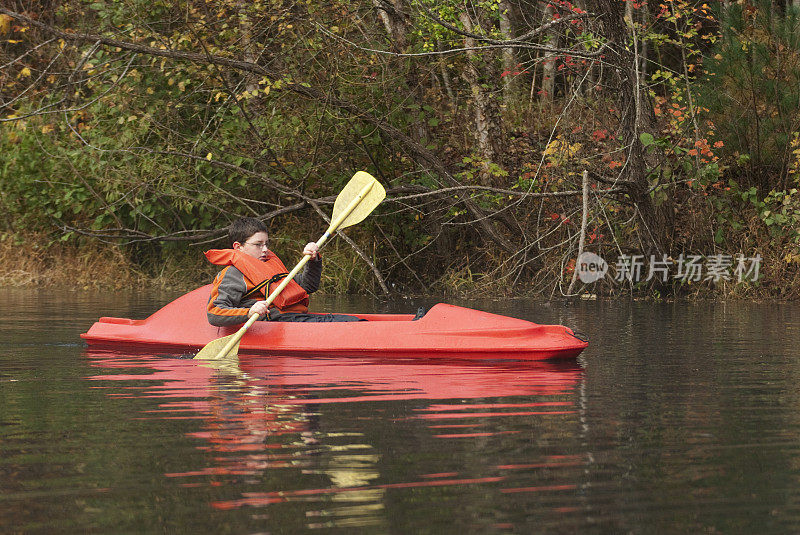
[81,285,588,361]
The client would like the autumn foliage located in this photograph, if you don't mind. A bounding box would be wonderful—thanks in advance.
[1,0,800,297]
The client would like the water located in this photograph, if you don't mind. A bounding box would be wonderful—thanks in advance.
[2,288,800,533]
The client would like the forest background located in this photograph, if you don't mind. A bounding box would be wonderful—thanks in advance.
[1,0,799,299]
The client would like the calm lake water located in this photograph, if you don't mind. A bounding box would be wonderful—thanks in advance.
[2,288,800,533]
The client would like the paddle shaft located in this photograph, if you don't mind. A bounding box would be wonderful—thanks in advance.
[211,180,375,358]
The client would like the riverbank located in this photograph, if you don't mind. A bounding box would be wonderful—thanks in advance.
[2,235,796,300]
[0,236,208,292]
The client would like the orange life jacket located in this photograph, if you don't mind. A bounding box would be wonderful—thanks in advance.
[205,249,310,313]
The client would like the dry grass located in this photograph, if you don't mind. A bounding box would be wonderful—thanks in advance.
[0,235,211,291]
[0,237,138,289]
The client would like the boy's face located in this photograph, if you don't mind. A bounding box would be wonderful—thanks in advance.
[233,231,269,261]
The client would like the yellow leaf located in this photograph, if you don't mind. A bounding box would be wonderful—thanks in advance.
[0,14,11,34]
[19,67,31,78]
[7,39,22,44]
[206,153,213,161]
[263,85,270,96]
[41,124,54,134]
[146,87,154,95]
[127,115,137,122]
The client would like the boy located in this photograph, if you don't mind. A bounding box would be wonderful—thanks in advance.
[206,217,362,326]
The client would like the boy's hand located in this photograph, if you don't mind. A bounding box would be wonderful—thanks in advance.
[249,301,268,318]
[303,242,320,260]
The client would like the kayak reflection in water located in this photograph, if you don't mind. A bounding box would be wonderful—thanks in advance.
[206,217,363,325]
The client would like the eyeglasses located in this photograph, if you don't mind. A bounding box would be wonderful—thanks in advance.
[243,241,269,249]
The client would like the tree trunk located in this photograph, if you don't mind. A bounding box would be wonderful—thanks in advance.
[459,10,502,185]
[373,0,408,49]
[237,0,258,93]
[499,0,516,103]
[437,40,456,108]
[373,0,428,142]
[541,2,556,107]
[592,1,670,254]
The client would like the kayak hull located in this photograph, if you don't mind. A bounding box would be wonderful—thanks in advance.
[80,285,588,361]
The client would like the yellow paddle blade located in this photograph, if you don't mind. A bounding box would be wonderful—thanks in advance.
[331,171,385,230]
[195,311,258,360]
[194,333,241,360]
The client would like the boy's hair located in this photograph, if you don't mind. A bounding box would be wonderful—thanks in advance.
[228,217,267,246]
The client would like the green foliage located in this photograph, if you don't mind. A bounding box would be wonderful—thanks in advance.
[697,0,800,190]
[458,155,508,182]
[413,0,509,49]
[743,186,800,244]
[703,180,800,248]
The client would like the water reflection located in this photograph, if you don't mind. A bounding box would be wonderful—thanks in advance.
[8,290,800,532]
[85,350,585,530]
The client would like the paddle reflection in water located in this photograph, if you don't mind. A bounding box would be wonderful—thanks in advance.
[85,350,586,531]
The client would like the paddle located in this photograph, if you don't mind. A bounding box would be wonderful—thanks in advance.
[194,171,385,360]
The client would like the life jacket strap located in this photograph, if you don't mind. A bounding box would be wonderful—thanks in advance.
[242,272,289,300]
